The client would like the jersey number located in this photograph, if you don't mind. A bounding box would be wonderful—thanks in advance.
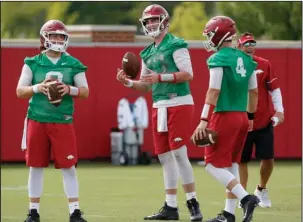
[236,57,247,77]
[45,71,63,82]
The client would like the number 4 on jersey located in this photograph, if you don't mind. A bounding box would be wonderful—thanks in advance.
[236,57,247,77]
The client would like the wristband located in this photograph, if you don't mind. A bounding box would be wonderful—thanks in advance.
[271,116,279,127]
[247,112,254,120]
[124,80,134,88]
[32,84,39,93]
[69,86,80,97]
[158,73,177,83]
[200,104,215,121]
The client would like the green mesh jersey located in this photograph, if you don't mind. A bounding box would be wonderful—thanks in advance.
[25,53,87,123]
[140,33,191,102]
[207,47,257,112]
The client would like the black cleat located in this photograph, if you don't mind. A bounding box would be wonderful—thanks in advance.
[144,202,179,220]
[206,210,235,222]
[24,209,40,222]
[186,198,203,221]
[69,209,87,222]
[240,195,260,222]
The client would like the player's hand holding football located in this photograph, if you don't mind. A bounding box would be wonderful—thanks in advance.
[37,78,52,95]
[57,82,69,96]
[192,120,208,140]
[116,68,131,85]
[140,73,159,84]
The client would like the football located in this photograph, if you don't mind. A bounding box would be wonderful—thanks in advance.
[46,81,63,107]
[192,128,218,147]
[122,52,140,79]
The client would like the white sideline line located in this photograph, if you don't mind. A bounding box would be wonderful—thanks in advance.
[1,185,27,190]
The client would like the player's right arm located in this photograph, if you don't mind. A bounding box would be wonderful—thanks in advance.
[116,60,151,93]
[247,71,258,113]
[16,64,49,99]
[192,67,223,140]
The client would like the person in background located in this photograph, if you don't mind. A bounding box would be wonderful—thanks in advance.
[237,32,284,208]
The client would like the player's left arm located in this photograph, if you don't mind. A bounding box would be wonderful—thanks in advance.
[172,48,193,82]
[140,48,193,84]
[266,61,284,125]
[158,48,193,83]
[193,67,223,139]
[58,72,89,99]
[73,72,89,99]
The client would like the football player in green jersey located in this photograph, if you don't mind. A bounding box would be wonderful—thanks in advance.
[192,16,260,222]
[116,4,203,222]
[16,20,88,222]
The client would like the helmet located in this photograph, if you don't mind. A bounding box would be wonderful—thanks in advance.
[40,20,69,52]
[139,4,169,38]
[202,16,236,52]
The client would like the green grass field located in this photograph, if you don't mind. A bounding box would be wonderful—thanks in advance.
[1,161,301,222]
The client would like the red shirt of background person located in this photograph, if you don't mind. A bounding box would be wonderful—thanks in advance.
[237,34,284,129]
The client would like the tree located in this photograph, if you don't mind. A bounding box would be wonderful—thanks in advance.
[170,2,208,40]
[67,2,180,34]
[216,2,302,40]
[2,2,301,40]
[1,2,77,38]
[67,2,138,25]
[1,2,48,38]
[204,2,217,17]
[45,2,78,26]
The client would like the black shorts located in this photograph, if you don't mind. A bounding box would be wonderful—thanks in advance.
[240,122,274,163]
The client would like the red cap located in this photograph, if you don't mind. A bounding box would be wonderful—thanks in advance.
[237,34,256,47]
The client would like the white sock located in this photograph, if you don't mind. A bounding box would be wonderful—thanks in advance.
[165,194,177,208]
[231,184,249,200]
[30,202,40,213]
[224,198,237,215]
[186,192,197,201]
[69,201,80,215]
